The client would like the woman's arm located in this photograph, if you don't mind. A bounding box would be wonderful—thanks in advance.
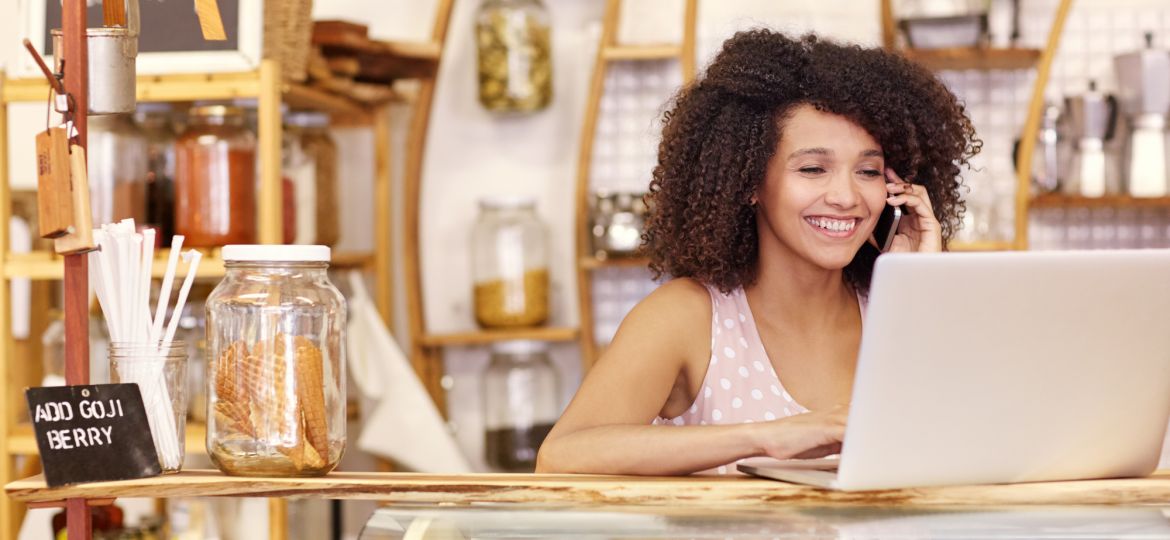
[536,279,847,475]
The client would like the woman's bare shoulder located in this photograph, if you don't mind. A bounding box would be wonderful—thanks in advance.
[608,277,712,354]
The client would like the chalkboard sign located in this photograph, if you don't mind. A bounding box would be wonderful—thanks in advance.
[41,0,242,54]
[26,384,162,487]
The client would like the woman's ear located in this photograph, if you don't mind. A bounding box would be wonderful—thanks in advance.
[750,195,759,206]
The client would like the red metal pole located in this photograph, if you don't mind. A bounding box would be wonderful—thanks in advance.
[62,0,92,537]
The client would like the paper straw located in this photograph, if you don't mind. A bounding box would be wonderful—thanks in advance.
[128,234,143,343]
[151,235,184,346]
[162,250,201,347]
[96,239,123,342]
[139,228,155,343]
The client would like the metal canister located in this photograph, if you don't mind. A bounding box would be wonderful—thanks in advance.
[51,24,138,114]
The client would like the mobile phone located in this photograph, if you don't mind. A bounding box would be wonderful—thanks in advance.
[871,203,904,253]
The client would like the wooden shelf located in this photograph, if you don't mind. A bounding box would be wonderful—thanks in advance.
[602,45,683,61]
[4,73,374,120]
[283,83,369,117]
[949,241,1016,252]
[580,256,651,270]
[3,251,226,280]
[331,251,376,270]
[1030,194,1170,209]
[419,327,579,348]
[9,422,207,456]
[2,249,374,279]
[903,47,1041,71]
[10,468,1170,506]
[3,71,263,104]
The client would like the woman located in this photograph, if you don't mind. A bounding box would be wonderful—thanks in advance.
[537,30,978,475]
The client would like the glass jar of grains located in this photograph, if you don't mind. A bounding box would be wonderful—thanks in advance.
[471,196,550,328]
[175,105,257,248]
[206,245,347,477]
[475,0,553,113]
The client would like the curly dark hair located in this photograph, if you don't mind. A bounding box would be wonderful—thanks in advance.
[643,30,980,295]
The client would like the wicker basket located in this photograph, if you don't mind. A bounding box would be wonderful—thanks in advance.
[263,0,314,82]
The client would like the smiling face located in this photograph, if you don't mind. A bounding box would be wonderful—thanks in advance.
[756,104,889,272]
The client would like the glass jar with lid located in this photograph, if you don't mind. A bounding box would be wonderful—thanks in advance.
[482,340,559,472]
[475,0,553,112]
[206,245,347,477]
[175,105,257,248]
[471,196,550,328]
[88,113,149,227]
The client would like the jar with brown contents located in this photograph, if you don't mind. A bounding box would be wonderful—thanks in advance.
[475,0,553,113]
[206,245,346,477]
[471,196,550,328]
[88,113,149,227]
[175,105,257,247]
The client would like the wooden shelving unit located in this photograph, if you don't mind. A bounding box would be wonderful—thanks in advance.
[572,0,698,370]
[0,19,441,534]
[881,0,1075,251]
[403,0,527,414]
[902,47,1042,71]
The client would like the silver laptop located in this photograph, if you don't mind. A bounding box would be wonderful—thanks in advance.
[739,250,1170,491]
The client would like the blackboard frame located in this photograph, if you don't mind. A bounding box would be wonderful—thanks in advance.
[16,0,263,77]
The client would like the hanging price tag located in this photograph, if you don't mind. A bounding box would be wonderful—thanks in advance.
[34,127,74,239]
[54,144,96,254]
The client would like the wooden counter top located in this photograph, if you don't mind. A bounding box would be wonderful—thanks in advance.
[8,470,1170,507]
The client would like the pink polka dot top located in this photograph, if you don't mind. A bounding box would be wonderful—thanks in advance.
[652,284,862,475]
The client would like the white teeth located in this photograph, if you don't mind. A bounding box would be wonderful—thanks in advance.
[807,217,856,232]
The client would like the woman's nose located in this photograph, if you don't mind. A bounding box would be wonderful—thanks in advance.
[824,173,861,208]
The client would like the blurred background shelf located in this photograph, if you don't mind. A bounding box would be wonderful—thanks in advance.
[1031,194,1170,209]
[419,327,579,348]
[3,71,264,104]
[903,47,1042,71]
[602,45,684,61]
[579,256,651,270]
[949,241,1016,251]
[1,249,375,280]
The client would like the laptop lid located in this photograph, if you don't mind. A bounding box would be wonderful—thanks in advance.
[836,250,1170,491]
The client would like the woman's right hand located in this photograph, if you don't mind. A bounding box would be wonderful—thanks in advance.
[749,405,849,460]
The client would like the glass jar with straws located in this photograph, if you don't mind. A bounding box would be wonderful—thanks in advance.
[205,245,347,477]
[89,219,203,473]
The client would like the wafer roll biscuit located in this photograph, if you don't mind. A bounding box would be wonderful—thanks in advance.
[295,335,330,459]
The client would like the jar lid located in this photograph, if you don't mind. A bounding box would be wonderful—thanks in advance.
[222,245,331,263]
[491,340,550,356]
[189,105,245,118]
[479,195,537,210]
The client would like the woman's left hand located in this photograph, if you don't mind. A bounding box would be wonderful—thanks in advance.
[884,168,942,253]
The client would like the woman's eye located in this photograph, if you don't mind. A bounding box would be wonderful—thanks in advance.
[799,167,826,175]
[858,169,882,178]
